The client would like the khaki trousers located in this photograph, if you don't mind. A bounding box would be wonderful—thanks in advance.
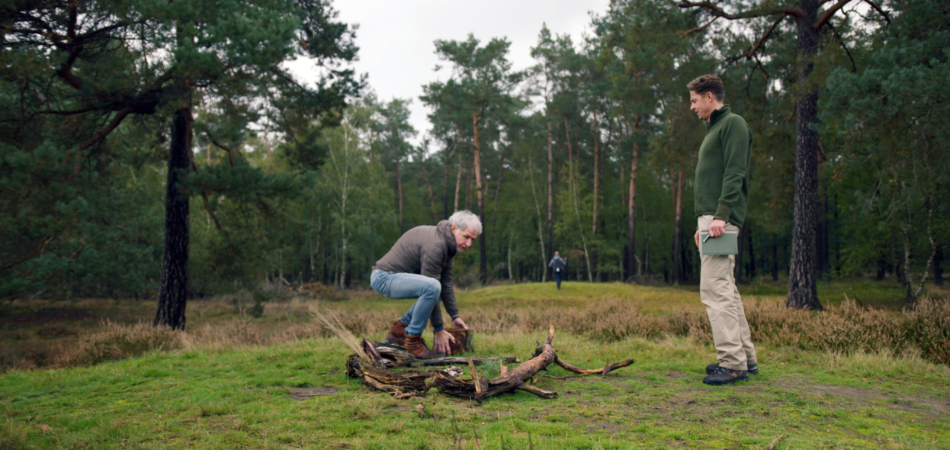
[698,215,757,370]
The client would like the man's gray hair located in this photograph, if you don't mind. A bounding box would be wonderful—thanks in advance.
[448,210,482,235]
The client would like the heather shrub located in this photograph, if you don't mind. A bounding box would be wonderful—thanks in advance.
[806,300,907,354]
[59,321,182,367]
[582,299,669,341]
[188,318,268,349]
[298,282,346,301]
[745,301,809,348]
[906,297,950,364]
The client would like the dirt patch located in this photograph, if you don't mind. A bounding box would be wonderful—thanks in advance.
[664,370,691,380]
[288,386,341,400]
[773,379,950,416]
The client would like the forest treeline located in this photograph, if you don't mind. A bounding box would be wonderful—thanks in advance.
[1,0,947,322]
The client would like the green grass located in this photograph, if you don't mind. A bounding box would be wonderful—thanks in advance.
[2,280,949,449]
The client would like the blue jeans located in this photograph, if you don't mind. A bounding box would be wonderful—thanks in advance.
[370,269,442,336]
[554,269,562,290]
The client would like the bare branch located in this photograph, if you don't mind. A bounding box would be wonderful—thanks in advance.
[676,1,804,20]
[0,235,53,271]
[815,0,855,30]
[827,21,857,73]
[679,16,719,36]
[71,106,134,175]
[862,0,891,24]
[207,133,236,167]
[726,14,790,62]
[75,107,134,152]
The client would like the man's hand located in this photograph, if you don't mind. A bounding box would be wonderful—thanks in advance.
[694,229,700,248]
[709,219,726,237]
[433,330,455,354]
[452,317,468,330]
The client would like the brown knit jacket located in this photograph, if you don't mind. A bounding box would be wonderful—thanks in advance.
[375,220,459,330]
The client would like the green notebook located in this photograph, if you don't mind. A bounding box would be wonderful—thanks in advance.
[700,230,739,256]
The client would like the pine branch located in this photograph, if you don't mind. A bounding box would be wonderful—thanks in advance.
[726,14,791,62]
[815,0,855,30]
[675,1,804,20]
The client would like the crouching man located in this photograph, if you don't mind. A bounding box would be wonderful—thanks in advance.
[370,210,479,359]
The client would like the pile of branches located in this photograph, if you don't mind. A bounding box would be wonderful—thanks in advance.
[345,326,633,402]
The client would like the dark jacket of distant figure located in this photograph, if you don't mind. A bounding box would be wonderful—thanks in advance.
[375,220,458,330]
[548,255,567,273]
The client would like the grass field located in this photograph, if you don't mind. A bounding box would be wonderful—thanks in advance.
[2,279,949,449]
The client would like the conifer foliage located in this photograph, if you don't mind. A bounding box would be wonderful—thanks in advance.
[1,0,360,327]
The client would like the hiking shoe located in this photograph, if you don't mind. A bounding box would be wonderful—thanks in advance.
[405,335,445,360]
[702,366,749,386]
[384,320,408,347]
[706,362,758,375]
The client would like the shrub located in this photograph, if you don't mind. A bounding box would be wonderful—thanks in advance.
[906,298,950,365]
[59,321,182,367]
[298,282,345,301]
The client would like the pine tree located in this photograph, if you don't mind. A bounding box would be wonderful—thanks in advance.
[2,0,359,327]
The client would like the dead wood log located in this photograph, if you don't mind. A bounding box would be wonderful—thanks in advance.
[433,326,634,402]
[346,354,434,399]
[554,357,635,377]
[366,340,517,368]
[347,327,632,401]
[433,326,559,402]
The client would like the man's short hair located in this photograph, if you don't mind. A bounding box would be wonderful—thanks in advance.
[687,74,725,102]
[448,210,482,235]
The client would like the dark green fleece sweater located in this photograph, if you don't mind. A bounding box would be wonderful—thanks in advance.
[694,106,752,228]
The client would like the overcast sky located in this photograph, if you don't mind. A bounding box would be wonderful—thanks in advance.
[287,0,610,144]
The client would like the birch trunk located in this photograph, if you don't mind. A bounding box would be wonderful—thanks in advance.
[473,108,487,283]
[564,118,593,282]
[628,116,640,278]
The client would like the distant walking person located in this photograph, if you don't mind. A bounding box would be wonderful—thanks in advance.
[548,251,568,290]
[688,75,758,386]
[370,211,479,359]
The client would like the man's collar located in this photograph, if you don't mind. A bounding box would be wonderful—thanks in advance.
[709,105,730,126]
[438,220,458,257]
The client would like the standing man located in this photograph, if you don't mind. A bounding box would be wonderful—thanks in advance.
[548,251,567,290]
[370,210,479,359]
[688,75,758,385]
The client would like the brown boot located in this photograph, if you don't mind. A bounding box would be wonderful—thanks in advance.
[385,320,408,347]
[405,335,445,360]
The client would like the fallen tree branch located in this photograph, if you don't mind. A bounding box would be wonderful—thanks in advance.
[554,357,635,376]
[345,326,633,402]
[364,340,516,368]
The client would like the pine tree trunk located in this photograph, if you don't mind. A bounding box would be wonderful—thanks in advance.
[628,116,640,279]
[421,159,437,223]
[454,153,462,213]
[547,121,553,267]
[396,158,404,235]
[154,107,191,330]
[672,170,683,284]
[474,109,487,283]
[592,112,600,237]
[444,143,452,219]
[787,0,824,310]
[491,152,505,237]
[747,222,757,280]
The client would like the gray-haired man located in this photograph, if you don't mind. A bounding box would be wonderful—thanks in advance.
[370,210,480,359]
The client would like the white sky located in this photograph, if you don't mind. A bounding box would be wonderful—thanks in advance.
[287,0,610,145]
